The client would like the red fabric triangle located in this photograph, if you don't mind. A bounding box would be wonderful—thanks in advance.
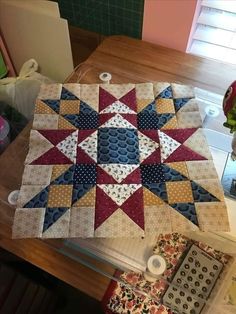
[119,89,137,111]
[38,130,74,145]
[99,113,115,127]
[162,128,197,144]
[95,187,119,229]
[78,129,96,144]
[140,130,159,143]
[164,145,207,162]
[76,147,96,164]
[31,147,73,165]
[99,87,117,112]
[121,188,144,229]
[122,167,141,184]
[120,114,137,128]
[97,166,117,184]
[141,148,161,164]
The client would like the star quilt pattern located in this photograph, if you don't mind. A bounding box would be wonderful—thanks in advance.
[12,82,230,238]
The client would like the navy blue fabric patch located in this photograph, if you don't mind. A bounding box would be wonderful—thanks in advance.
[98,128,139,164]
[174,98,191,112]
[78,113,99,129]
[61,87,78,100]
[162,164,188,181]
[170,203,199,226]
[156,86,173,99]
[143,182,168,201]
[43,207,69,232]
[191,181,220,202]
[80,101,97,114]
[51,165,75,185]
[63,114,80,128]
[72,184,95,204]
[24,186,50,208]
[73,164,97,184]
[63,113,98,129]
[42,100,60,113]
[140,164,165,183]
[140,100,156,114]
[137,113,174,130]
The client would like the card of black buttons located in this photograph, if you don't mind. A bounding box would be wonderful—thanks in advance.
[162,244,223,314]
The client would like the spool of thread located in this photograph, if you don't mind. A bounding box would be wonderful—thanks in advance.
[144,254,166,282]
[8,190,20,206]
[147,255,166,275]
[99,72,112,84]
[204,105,220,118]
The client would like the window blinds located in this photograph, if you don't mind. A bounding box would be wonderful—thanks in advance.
[189,0,236,64]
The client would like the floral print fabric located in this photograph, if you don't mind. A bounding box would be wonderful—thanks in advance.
[105,233,232,314]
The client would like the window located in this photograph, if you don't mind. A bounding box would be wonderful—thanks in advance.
[188,0,236,64]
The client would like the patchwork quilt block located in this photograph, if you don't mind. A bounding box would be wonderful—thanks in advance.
[12,82,230,238]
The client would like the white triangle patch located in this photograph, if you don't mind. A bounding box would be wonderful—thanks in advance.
[100,113,136,128]
[25,130,54,164]
[184,128,212,160]
[99,164,139,183]
[100,100,136,114]
[158,130,181,162]
[98,184,141,206]
[57,130,78,163]
[170,208,199,232]
[78,130,97,162]
[95,208,144,237]
[101,83,134,99]
[138,131,159,162]
[42,210,70,238]
[63,83,80,98]
[17,184,48,207]
[153,82,171,98]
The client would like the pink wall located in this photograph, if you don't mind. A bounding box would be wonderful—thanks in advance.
[142,0,198,52]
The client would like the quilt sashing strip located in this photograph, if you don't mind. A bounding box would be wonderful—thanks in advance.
[12,82,230,238]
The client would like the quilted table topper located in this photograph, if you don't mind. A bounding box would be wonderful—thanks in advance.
[12,82,230,239]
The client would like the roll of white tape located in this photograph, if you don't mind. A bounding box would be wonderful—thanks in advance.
[147,255,166,276]
[8,190,20,206]
[99,72,112,83]
[204,105,220,118]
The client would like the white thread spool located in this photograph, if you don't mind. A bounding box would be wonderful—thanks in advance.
[204,105,220,118]
[144,255,166,282]
[8,190,20,206]
[99,72,112,84]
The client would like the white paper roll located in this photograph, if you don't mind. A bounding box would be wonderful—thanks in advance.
[147,255,166,275]
[8,190,20,205]
[99,72,112,83]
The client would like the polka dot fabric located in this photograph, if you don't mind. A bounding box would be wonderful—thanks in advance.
[137,112,174,130]
[47,185,73,207]
[73,164,97,184]
[12,82,229,239]
[166,181,194,203]
[140,164,165,183]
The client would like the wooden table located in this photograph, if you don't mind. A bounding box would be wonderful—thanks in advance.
[1,36,236,300]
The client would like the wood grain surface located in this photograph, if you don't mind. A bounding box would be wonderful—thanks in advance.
[69,36,236,94]
[1,36,236,300]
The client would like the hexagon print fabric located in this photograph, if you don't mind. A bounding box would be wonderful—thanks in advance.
[12,82,230,238]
